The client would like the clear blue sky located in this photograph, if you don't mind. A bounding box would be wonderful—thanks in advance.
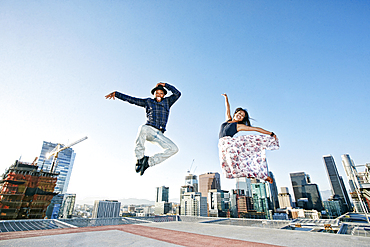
[1,1,369,203]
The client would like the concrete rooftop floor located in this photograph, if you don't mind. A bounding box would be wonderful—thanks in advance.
[0,221,369,247]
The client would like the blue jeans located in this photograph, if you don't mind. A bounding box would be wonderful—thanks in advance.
[135,125,178,167]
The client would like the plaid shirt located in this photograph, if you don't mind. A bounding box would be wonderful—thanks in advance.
[115,83,181,132]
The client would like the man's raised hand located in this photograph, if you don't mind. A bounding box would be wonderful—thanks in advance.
[105,92,116,100]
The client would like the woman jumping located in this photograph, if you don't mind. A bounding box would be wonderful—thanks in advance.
[218,94,279,184]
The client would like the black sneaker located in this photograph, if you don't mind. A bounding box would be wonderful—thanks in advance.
[135,157,145,173]
[140,156,149,176]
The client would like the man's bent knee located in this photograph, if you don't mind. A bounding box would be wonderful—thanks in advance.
[170,144,179,155]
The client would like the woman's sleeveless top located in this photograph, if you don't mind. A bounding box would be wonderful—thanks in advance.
[219,121,238,138]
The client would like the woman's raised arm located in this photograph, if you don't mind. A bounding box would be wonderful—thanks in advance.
[222,94,232,121]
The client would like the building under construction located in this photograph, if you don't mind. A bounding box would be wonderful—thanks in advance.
[342,154,370,215]
[0,160,59,220]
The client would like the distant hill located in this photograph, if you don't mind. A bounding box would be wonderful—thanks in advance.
[76,197,182,206]
[76,197,155,206]
[119,198,155,206]
[170,198,180,204]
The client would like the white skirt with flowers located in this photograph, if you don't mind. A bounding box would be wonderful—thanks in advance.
[218,135,279,181]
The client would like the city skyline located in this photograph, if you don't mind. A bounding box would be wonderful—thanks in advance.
[0,158,363,220]
[74,161,349,206]
[0,144,361,205]
[1,1,369,202]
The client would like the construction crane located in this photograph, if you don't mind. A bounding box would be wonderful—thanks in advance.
[187,159,195,174]
[186,159,197,175]
[46,136,88,173]
[30,157,38,166]
[193,166,197,174]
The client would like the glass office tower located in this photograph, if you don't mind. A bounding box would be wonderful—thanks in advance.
[251,182,271,218]
[268,171,279,211]
[156,186,169,203]
[290,172,324,211]
[323,155,352,212]
[199,172,220,197]
[37,141,76,194]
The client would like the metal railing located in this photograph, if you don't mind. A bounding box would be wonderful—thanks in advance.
[177,215,291,229]
[0,216,179,232]
[58,215,178,228]
[1,215,369,238]
[0,219,70,232]
[351,226,370,237]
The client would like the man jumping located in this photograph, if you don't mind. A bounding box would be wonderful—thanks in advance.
[105,82,181,176]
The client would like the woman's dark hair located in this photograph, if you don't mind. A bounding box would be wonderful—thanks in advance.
[234,107,251,126]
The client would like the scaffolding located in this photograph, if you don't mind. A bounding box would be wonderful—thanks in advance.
[0,160,59,220]
[347,163,370,223]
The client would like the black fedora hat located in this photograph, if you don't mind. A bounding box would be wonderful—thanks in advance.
[151,85,167,95]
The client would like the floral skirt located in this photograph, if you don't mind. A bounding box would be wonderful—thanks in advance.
[218,135,279,181]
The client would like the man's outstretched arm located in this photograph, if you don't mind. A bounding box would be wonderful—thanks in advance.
[105,91,146,107]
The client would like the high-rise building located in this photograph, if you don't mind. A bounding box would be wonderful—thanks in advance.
[199,172,220,197]
[45,193,76,219]
[236,196,253,214]
[230,189,242,218]
[230,189,257,218]
[323,194,346,218]
[45,194,64,219]
[180,185,195,201]
[155,186,171,215]
[251,182,271,219]
[278,187,293,208]
[268,171,279,211]
[156,186,169,203]
[342,154,358,193]
[290,172,324,211]
[180,192,207,216]
[208,189,229,217]
[185,174,198,192]
[323,155,352,212]
[92,200,121,218]
[235,177,252,197]
[154,201,171,215]
[180,174,198,215]
[58,193,76,219]
[37,141,76,194]
[180,185,195,214]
